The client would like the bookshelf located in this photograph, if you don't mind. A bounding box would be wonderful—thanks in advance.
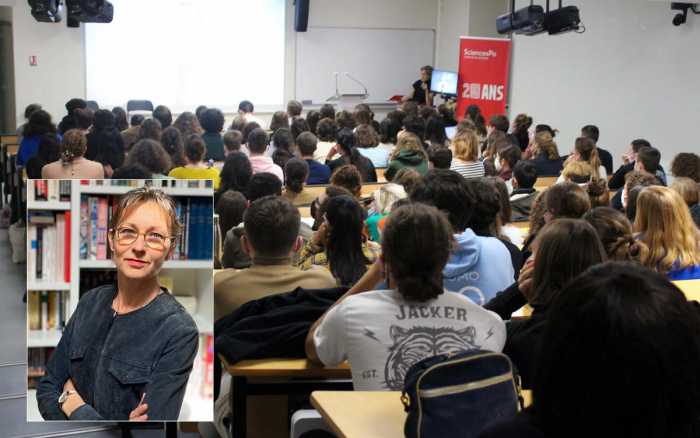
[25,179,214,421]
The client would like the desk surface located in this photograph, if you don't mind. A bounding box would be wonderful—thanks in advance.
[221,357,351,378]
[311,390,533,438]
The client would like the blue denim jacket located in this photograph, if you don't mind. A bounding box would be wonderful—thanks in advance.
[37,283,199,421]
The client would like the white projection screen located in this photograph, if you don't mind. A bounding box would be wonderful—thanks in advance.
[85,0,285,113]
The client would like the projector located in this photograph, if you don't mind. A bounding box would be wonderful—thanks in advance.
[497,5,545,35]
[66,0,113,23]
[543,5,581,35]
[28,0,62,23]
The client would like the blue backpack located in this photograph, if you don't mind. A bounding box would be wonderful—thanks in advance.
[401,350,523,438]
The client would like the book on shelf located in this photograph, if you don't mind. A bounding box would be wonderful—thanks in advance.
[79,195,213,261]
[79,179,214,190]
[202,334,213,399]
[79,270,117,297]
[28,347,55,388]
[28,290,67,331]
[28,179,71,203]
[28,211,71,283]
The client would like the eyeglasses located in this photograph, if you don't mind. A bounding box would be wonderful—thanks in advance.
[111,227,175,251]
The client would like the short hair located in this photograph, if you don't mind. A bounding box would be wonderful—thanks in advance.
[316,118,338,142]
[184,134,206,162]
[215,190,247,238]
[223,130,243,152]
[402,116,425,141]
[269,111,289,134]
[465,178,502,236]
[238,100,254,113]
[353,109,372,126]
[130,114,145,127]
[24,103,42,120]
[420,65,434,76]
[296,131,318,157]
[290,117,310,140]
[335,110,356,130]
[139,118,162,142]
[535,124,557,137]
[244,196,300,257]
[489,115,509,133]
[247,128,269,154]
[545,182,591,219]
[60,129,88,162]
[631,138,652,152]
[319,104,336,120]
[195,105,208,121]
[452,130,480,161]
[581,125,600,143]
[427,145,452,169]
[284,158,309,194]
[126,139,172,174]
[330,164,362,197]
[671,152,700,182]
[153,105,173,128]
[636,146,661,173]
[671,177,700,206]
[241,121,261,145]
[287,100,303,117]
[75,108,94,130]
[200,108,225,133]
[393,168,423,196]
[498,144,522,169]
[109,186,181,240]
[246,173,283,202]
[272,128,294,153]
[513,160,537,188]
[229,115,247,133]
[410,169,475,232]
[383,203,453,302]
[65,98,86,113]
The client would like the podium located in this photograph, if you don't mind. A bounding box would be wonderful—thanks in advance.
[326,93,368,111]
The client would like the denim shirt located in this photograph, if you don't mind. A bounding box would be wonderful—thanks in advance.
[37,283,199,421]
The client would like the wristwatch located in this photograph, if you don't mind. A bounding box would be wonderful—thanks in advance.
[58,390,77,406]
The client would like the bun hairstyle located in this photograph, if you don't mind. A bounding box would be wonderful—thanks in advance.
[382,203,455,302]
[574,137,602,179]
[585,178,610,208]
[60,129,87,164]
[583,207,649,263]
[284,158,309,194]
[534,131,559,160]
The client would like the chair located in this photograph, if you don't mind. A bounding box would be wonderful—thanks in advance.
[86,100,99,111]
[126,99,154,115]
[290,409,334,438]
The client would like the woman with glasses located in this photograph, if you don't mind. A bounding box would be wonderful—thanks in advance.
[37,186,199,421]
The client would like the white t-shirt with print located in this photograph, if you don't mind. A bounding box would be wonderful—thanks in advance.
[313,289,506,391]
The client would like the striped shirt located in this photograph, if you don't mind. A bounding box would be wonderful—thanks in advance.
[450,159,485,179]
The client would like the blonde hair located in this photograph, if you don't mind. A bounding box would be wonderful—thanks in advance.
[390,131,427,161]
[562,161,593,184]
[635,186,700,273]
[534,131,559,160]
[671,177,699,206]
[452,130,480,162]
[60,129,87,164]
[372,183,407,215]
[109,186,182,240]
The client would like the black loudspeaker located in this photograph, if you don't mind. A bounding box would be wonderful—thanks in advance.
[295,0,309,32]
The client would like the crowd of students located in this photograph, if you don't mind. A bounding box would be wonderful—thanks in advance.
[15,96,700,436]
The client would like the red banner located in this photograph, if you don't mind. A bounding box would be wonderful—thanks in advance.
[456,37,512,124]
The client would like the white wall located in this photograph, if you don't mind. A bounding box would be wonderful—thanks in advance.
[436,0,469,72]
[509,0,700,167]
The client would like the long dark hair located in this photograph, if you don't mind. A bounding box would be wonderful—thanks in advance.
[88,109,124,168]
[533,262,700,438]
[161,126,186,168]
[324,195,370,286]
[25,110,56,137]
[111,107,128,131]
[425,116,448,147]
[337,128,374,182]
[219,152,253,194]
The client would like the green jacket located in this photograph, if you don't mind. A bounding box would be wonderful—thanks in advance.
[385,149,429,181]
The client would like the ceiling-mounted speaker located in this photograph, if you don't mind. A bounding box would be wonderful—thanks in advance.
[295,0,309,32]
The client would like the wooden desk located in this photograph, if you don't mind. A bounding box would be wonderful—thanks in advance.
[533,176,557,190]
[221,357,352,438]
[376,167,387,183]
[311,389,533,438]
[674,280,700,302]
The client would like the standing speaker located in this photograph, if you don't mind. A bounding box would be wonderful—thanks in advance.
[295,0,309,32]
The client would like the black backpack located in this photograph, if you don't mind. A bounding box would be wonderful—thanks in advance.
[402,350,522,438]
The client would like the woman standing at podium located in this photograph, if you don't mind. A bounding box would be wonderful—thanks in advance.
[402,65,434,106]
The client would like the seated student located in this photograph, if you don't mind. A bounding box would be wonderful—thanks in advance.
[450,129,485,179]
[138,118,162,143]
[57,98,87,135]
[510,113,532,152]
[611,147,663,210]
[41,130,104,179]
[427,145,452,170]
[484,219,606,389]
[470,178,524,276]
[635,186,700,280]
[17,103,42,142]
[168,134,221,189]
[425,116,449,148]
[173,111,204,139]
[305,203,507,390]
[287,99,303,119]
[557,137,606,183]
[216,151,252,205]
[314,118,338,163]
[297,195,381,285]
[510,161,539,222]
[306,110,321,134]
[489,114,510,136]
[671,152,700,183]
[580,124,613,176]
[621,171,661,222]
[223,130,243,156]
[319,103,335,121]
[482,130,515,176]
[123,139,172,179]
[402,115,427,146]
[385,131,429,181]
[18,109,59,167]
[495,144,522,183]
[297,131,331,185]
[366,183,407,241]
[561,161,609,207]
[271,128,295,170]
[214,190,247,269]
[161,126,186,169]
[120,114,144,151]
[247,128,283,182]
[238,100,265,128]
[481,262,700,438]
[525,131,563,177]
[75,108,94,135]
[269,110,290,134]
[328,164,363,200]
[671,177,700,228]
[336,109,357,130]
[200,108,226,161]
[111,164,152,179]
[486,177,525,249]
[438,103,458,128]
[355,124,390,168]
[583,207,649,262]
[283,158,316,206]
[152,105,172,129]
[326,128,377,183]
[411,169,514,304]
[608,138,652,189]
[291,117,310,142]
[378,117,400,154]
[111,106,128,132]
[87,110,125,177]
[561,160,593,184]
[215,195,336,319]
[25,134,60,179]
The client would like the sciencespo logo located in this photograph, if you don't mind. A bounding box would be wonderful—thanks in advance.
[463,49,498,59]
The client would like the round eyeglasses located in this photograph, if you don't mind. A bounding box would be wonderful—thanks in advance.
[111,227,175,251]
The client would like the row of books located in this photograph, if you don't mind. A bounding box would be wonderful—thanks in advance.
[80,179,214,190]
[28,212,71,283]
[79,195,213,261]
[27,291,67,331]
[28,348,55,388]
[28,180,71,203]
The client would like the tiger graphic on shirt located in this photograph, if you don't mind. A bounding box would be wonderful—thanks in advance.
[383,325,480,390]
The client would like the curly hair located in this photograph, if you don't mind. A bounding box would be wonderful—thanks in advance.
[671,152,700,183]
[354,124,379,149]
[125,139,173,175]
[60,129,88,164]
[200,108,225,134]
[330,164,362,197]
[172,112,203,138]
[161,126,186,168]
